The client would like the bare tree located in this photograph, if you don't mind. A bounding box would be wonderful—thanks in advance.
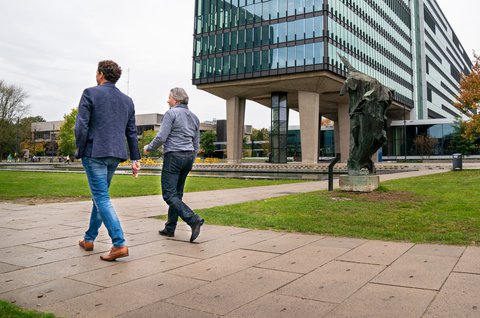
[0,80,30,160]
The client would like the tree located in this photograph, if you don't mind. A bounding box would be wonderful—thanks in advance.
[0,80,30,160]
[455,52,480,115]
[455,52,480,144]
[200,130,216,157]
[140,129,162,158]
[19,116,46,157]
[414,135,437,159]
[58,108,77,157]
[449,120,477,155]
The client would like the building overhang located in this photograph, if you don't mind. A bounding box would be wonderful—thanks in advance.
[196,71,412,120]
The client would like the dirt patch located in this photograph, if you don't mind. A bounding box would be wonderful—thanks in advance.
[327,191,419,203]
[1,197,89,205]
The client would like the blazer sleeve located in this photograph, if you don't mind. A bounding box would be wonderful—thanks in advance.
[126,105,141,160]
[74,89,92,159]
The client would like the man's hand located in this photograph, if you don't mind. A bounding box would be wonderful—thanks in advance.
[143,145,149,155]
[132,160,141,178]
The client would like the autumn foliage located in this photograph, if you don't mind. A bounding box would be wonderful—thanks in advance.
[455,53,480,141]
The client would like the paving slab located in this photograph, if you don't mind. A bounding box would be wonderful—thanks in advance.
[0,262,21,274]
[256,244,350,274]
[423,272,480,318]
[337,240,413,265]
[69,253,198,287]
[224,293,336,318]
[117,300,218,318]
[42,273,206,318]
[1,242,112,267]
[454,246,480,274]
[0,254,116,293]
[168,249,277,281]
[165,267,300,315]
[0,278,100,310]
[372,253,458,290]
[0,245,46,260]
[311,236,367,249]
[323,283,436,318]
[407,243,465,258]
[277,260,385,303]
[244,233,322,254]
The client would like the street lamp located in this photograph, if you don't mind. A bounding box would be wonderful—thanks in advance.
[403,105,407,161]
[50,124,55,162]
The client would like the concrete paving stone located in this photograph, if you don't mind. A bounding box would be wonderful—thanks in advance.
[372,253,458,290]
[423,272,480,318]
[0,253,116,293]
[323,283,436,318]
[244,233,322,254]
[256,244,350,274]
[0,227,20,240]
[0,245,46,260]
[231,229,292,241]
[121,218,164,234]
[42,272,206,318]
[69,253,199,287]
[1,242,112,267]
[165,267,301,315]
[167,232,284,260]
[124,231,167,247]
[311,236,368,249]
[117,300,219,318]
[0,232,60,249]
[0,262,21,274]
[168,249,277,282]
[27,234,110,250]
[337,240,413,265]
[224,293,336,318]
[0,278,100,310]
[277,260,385,303]
[407,243,465,258]
[454,246,480,274]
[124,239,187,261]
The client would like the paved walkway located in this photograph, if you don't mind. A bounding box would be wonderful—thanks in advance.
[1,169,479,317]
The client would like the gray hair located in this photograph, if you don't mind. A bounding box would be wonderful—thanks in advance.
[169,87,189,105]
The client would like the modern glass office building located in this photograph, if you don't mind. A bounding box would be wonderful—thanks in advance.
[192,0,472,163]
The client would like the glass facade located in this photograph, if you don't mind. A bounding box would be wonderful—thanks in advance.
[193,0,416,108]
[193,0,326,83]
[193,0,473,158]
[270,92,289,163]
[387,123,458,157]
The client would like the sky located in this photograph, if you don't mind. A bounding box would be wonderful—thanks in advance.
[0,0,477,129]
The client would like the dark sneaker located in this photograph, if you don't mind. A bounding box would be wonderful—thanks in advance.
[190,218,204,243]
[159,229,174,237]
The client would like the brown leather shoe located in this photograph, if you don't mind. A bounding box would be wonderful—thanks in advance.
[79,239,94,251]
[100,246,129,261]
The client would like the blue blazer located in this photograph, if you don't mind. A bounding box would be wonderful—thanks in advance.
[74,82,140,161]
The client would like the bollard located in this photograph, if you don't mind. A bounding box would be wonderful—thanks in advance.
[328,153,341,191]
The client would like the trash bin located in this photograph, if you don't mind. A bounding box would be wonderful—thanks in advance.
[452,153,462,171]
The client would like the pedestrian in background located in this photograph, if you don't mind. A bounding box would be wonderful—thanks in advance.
[75,60,141,261]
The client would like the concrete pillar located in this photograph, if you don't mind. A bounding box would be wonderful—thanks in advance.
[336,103,350,162]
[298,91,320,164]
[226,96,245,164]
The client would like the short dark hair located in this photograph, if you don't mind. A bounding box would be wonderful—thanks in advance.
[97,60,122,83]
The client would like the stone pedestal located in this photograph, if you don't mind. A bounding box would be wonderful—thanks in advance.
[339,175,379,192]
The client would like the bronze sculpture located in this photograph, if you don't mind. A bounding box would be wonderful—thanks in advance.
[338,55,394,175]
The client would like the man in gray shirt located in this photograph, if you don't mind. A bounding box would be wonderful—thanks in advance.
[144,87,204,242]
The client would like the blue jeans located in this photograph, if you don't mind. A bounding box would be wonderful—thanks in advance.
[82,157,126,247]
[162,151,199,233]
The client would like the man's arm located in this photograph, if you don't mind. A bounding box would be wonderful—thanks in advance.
[145,110,174,152]
[74,89,92,159]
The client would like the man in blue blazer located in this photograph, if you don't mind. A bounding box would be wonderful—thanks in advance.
[75,60,141,261]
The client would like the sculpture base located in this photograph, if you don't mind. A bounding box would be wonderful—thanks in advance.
[339,175,379,192]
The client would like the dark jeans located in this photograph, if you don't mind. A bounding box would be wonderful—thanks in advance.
[161,151,199,233]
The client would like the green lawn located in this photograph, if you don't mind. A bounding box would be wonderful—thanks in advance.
[194,170,480,245]
[0,171,308,201]
[0,300,57,318]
